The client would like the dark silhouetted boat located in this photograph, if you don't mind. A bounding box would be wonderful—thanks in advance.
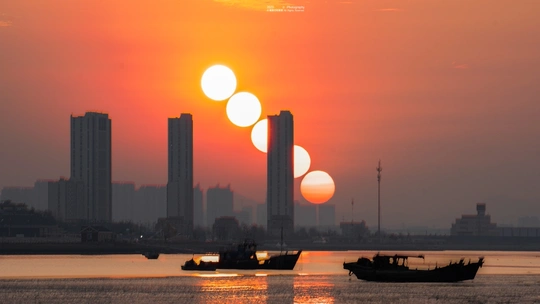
[143,252,160,259]
[181,258,218,271]
[344,253,484,282]
[181,239,302,271]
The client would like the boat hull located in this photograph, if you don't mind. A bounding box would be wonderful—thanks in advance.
[181,264,218,271]
[217,251,302,270]
[143,252,160,259]
[181,239,302,271]
[344,258,483,283]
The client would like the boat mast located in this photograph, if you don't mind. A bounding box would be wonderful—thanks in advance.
[377,160,382,244]
[351,198,354,225]
[280,225,283,253]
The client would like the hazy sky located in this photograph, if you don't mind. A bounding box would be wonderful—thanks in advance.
[1,0,539,229]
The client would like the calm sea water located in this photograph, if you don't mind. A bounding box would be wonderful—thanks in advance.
[1,251,540,303]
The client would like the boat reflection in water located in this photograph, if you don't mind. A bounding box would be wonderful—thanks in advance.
[344,253,484,282]
[182,239,302,271]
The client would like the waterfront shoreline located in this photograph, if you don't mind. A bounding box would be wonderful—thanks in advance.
[3,240,540,255]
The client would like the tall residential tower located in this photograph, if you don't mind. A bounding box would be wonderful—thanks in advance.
[267,110,294,237]
[167,113,194,235]
[70,112,112,222]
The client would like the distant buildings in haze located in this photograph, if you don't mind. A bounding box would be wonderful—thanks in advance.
[48,177,84,221]
[0,180,50,211]
[112,182,136,222]
[318,204,336,228]
[256,203,267,229]
[451,203,498,236]
[450,203,540,237]
[193,184,203,227]
[294,201,316,228]
[206,184,234,228]
[2,110,345,234]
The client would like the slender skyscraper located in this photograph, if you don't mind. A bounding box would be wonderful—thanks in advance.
[167,113,193,235]
[70,112,112,222]
[267,110,294,237]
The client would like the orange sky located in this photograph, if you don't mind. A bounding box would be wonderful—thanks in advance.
[1,0,539,228]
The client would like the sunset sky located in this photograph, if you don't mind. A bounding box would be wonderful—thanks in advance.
[1,0,539,229]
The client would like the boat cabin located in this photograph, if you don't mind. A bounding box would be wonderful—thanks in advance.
[219,239,258,262]
[372,254,424,270]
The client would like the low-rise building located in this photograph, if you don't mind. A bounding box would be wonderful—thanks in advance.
[0,200,61,237]
[450,203,498,236]
[498,227,540,237]
[80,226,114,242]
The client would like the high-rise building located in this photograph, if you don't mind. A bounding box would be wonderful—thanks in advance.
[206,184,234,228]
[193,184,204,227]
[167,113,193,235]
[267,110,294,237]
[70,112,112,222]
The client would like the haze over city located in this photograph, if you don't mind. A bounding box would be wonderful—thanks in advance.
[1,0,539,229]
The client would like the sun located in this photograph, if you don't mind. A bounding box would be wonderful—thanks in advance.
[300,170,335,204]
[251,118,267,152]
[294,145,311,178]
[201,65,237,101]
[226,92,262,127]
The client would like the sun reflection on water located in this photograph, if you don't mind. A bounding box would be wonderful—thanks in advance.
[193,273,239,278]
[293,275,335,303]
[196,276,269,303]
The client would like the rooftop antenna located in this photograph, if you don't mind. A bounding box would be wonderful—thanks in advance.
[280,222,283,253]
[377,159,383,244]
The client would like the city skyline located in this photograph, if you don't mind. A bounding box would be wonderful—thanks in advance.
[1,0,539,229]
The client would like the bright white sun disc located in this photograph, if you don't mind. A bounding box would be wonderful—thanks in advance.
[201,65,237,101]
[251,119,268,152]
[294,145,311,178]
[226,92,262,127]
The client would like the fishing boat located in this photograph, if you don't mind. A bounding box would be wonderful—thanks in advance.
[181,239,302,271]
[181,258,218,271]
[142,252,160,259]
[344,253,484,282]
